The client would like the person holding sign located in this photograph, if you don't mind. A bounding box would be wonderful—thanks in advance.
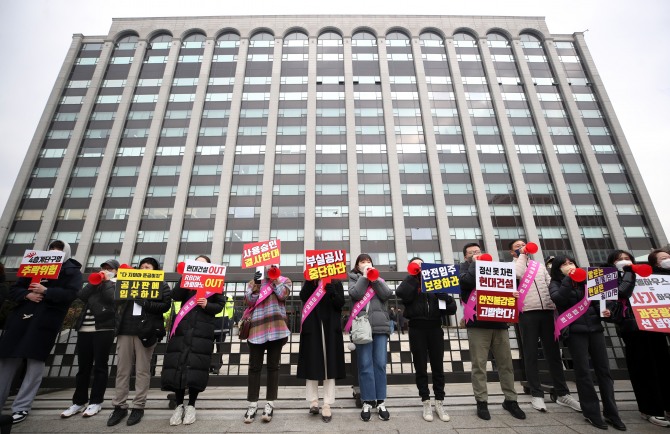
[458,243,525,421]
[347,254,393,422]
[107,257,171,427]
[548,255,625,431]
[162,255,225,426]
[242,265,291,424]
[297,277,346,423]
[396,257,456,423]
[0,240,83,425]
[509,240,580,414]
[606,250,670,427]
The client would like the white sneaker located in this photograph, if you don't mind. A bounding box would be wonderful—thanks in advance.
[641,413,670,427]
[82,403,102,417]
[61,403,86,418]
[183,405,196,425]
[435,400,451,422]
[555,394,581,412]
[531,396,547,412]
[169,404,184,426]
[422,400,433,422]
[261,402,273,422]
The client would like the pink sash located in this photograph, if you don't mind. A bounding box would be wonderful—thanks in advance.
[553,286,590,340]
[300,280,326,332]
[170,291,216,338]
[248,277,288,311]
[344,286,376,333]
[462,289,477,324]
[517,260,540,312]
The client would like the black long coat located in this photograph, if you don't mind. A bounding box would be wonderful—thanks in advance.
[161,286,225,393]
[0,259,82,361]
[296,279,346,381]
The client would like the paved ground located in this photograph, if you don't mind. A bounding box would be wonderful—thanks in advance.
[3,381,666,433]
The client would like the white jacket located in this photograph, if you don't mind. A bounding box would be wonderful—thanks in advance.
[513,253,555,312]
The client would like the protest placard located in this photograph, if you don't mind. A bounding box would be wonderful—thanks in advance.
[420,263,460,294]
[115,268,165,300]
[18,250,65,282]
[242,240,281,269]
[304,249,347,283]
[630,274,670,333]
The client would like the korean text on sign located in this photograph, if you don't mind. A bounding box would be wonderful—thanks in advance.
[305,250,347,283]
[630,274,670,334]
[115,269,165,300]
[420,263,460,294]
[18,250,65,281]
[476,289,518,323]
[242,240,281,269]
[179,260,226,293]
[586,267,618,300]
[475,260,516,292]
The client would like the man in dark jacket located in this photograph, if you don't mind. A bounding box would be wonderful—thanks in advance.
[0,240,82,425]
[396,257,456,423]
[459,243,525,421]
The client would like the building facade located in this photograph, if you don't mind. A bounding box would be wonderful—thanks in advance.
[0,15,666,274]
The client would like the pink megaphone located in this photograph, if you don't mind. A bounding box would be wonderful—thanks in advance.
[407,262,421,276]
[176,262,185,274]
[366,267,379,281]
[631,264,652,277]
[570,268,587,282]
[268,266,281,280]
[88,271,105,285]
[478,253,493,262]
[525,242,539,254]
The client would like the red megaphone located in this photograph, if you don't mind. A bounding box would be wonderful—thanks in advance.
[525,242,539,255]
[569,268,587,282]
[631,264,652,277]
[88,271,105,285]
[407,262,421,276]
[478,253,493,262]
[119,263,131,269]
[366,267,379,281]
[268,266,281,280]
[176,261,185,274]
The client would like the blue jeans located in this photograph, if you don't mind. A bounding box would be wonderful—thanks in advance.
[356,334,388,402]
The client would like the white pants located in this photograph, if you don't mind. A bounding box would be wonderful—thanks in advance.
[306,379,335,405]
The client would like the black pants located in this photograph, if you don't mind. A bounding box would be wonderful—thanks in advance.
[621,330,670,416]
[247,338,286,402]
[409,326,445,401]
[73,330,115,405]
[566,332,618,422]
[211,317,230,371]
[519,310,570,397]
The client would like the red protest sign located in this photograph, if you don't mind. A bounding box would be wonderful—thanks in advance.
[179,260,226,297]
[304,250,347,283]
[476,289,519,323]
[242,240,281,269]
[630,275,670,333]
[18,250,65,283]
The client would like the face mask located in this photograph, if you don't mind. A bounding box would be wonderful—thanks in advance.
[103,270,116,280]
[560,263,576,276]
[615,260,632,271]
[660,258,670,270]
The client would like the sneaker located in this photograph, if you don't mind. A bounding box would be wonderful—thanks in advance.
[61,403,86,418]
[83,403,102,418]
[605,416,627,431]
[435,400,450,422]
[531,397,547,412]
[360,402,373,422]
[126,408,144,426]
[261,402,273,422]
[244,405,257,424]
[641,413,670,427]
[183,405,196,425]
[169,404,184,426]
[556,394,581,412]
[422,400,433,422]
[11,411,28,424]
[476,401,490,420]
[107,406,128,427]
[377,402,390,421]
[502,400,526,420]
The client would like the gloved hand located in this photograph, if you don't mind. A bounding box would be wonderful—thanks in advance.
[253,271,262,284]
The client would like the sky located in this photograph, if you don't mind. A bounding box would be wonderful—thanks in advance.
[0,0,668,243]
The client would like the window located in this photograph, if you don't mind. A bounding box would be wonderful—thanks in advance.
[184,207,215,219]
[402,184,431,194]
[189,185,219,196]
[147,186,177,197]
[490,205,520,216]
[409,228,435,241]
[47,130,72,139]
[270,229,305,242]
[31,167,58,178]
[101,208,129,219]
[608,183,632,194]
[6,232,37,244]
[199,127,227,136]
[51,232,80,243]
[566,183,594,194]
[316,184,347,195]
[192,165,222,176]
[231,185,260,196]
[72,167,98,177]
[65,187,92,198]
[615,204,641,215]
[446,205,477,216]
[532,204,561,216]
[316,206,348,217]
[360,228,392,241]
[182,230,214,242]
[403,205,435,216]
[444,184,473,194]
[58,208,87,220]
[601,164,624,174]
[526,184,553,194]
[94,231,125,243]
[106,186,134,197]
[538,227,568,239]
[358,184,390,195]
[205,93,232,102]
[123,128,149,138]
[581,227,610,239]
[275,164,305,174]
[143,207,172,219]
[480,163,508,173]
[16,209,44,220]
[573,204,602,215]
[137,231,169,242]
[272,206,305,218]
[450,227,482,239]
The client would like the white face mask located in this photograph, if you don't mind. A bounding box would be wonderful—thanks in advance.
[615,260,632,270]
[560,263,576,276]
[103,270,116,280]
[660,258,670,270]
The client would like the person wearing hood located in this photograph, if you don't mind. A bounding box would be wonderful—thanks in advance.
[0,240,83,425]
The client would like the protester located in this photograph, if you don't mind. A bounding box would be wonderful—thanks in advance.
[61,259,119,419]
[348,254,393,422]
[606,250,670,427]
[396,257,456,422]
[509,240,580,413]
[243,266,291,424]
[162,255,225,426]
[549,255,625,431]
[297,278,346,422]
[211,296,234,374]
[0,240,82,425]
[459,243,526,421]
[649,248,670,275]
[107,257,171,427]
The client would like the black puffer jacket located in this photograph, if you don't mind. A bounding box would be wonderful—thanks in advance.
[459,260,507,329]
[76,280,116,330]
[115,282,171,339]
[396,274,456,328]
[603,269,637,333]
[549,276,603,334]
[161,286,225,393]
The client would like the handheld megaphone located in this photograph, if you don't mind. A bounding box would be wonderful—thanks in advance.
[88,271,105,285]
[525,242,539,255]
[366,267,379,281]
[268,265,281,280]
[407,262,421,276]
[176,262,185,274]
[631,264,652,277]
[569,268,587,282]
[478,253,493,262]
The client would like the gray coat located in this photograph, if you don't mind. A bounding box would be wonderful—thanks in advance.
[348,271,392,335]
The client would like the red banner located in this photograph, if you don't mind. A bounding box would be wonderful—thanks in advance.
[18,250,65,282]
[305,249,347,283]
[630,275,670,333]
[242,240,281,269]
[179,260,226,295]
[476,289,518,323]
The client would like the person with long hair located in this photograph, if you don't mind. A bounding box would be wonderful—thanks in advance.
[348,254,393,422]
[549,255,625,431]
[162,255,225,426]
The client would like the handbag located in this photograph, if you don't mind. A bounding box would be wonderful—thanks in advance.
[238,306,255,341]
[351,304,372,345]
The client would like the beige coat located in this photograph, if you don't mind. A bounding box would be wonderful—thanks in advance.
[513,253,555,312]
